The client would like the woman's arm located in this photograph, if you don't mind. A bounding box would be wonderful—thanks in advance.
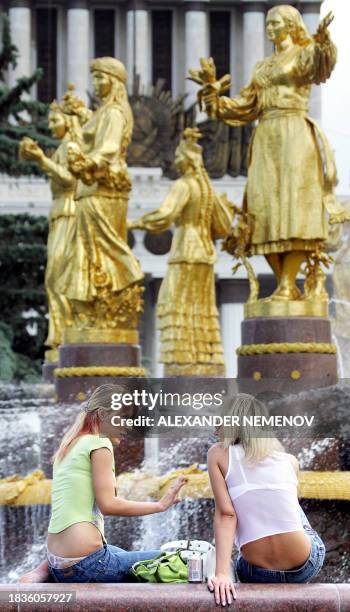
[92,448,186,516]
[297,12,337,85]
[202,82,259,127]
[190,57,259,126]
[39,155,75,188]
[68,107,125,182]
[19,138,75,188]
[207,444,237,605]
[129,179,190,233]
[211,193,235,240]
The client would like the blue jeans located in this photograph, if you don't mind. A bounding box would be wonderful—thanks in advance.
[235,507,326,583]
[49,544,161,583]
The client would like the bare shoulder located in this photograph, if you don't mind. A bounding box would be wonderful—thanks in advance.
[207,442,225,460]
[207,444,232,494]
[207,443,229,477]
[90,446,113,464]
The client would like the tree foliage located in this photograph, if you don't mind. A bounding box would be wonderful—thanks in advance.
[0,15,56,176]
[0,214,48,381]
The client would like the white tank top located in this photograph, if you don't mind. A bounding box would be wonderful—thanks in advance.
[225,444,303,549]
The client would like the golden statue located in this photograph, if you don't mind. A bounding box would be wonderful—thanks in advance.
[57,58,144,344]
[1,466,349,506]
[129,128,234,376]
[19,85,87,361]
[189,6,349,316]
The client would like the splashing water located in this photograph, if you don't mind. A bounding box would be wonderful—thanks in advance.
[0,383,348,583]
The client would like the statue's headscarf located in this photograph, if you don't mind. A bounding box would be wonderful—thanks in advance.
[89,57,133,151]
[90,57,128,84]
[267,5,312,47]
[176,127,204,169]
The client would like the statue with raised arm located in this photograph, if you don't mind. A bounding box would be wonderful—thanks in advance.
[58,58,144,344]
[189,6,349,315]
[19,85,88,363]
[129,128,234,376]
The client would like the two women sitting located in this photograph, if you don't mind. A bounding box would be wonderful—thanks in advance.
[21,384,325,605]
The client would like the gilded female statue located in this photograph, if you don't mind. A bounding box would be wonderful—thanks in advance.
[190,6,348,304]
[19,86,86,360]
[58,58,144,343]
[129,128,234,376]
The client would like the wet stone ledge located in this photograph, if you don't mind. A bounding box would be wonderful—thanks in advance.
[0,583,349,611]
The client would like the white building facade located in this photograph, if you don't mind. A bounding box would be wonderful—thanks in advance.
[4,0,322,111]
[2,0,328,377]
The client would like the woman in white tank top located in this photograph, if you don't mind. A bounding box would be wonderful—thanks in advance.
[207,393,325,606]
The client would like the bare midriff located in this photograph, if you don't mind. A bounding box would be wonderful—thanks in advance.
[241,529,312,570]
[47,522,104,558]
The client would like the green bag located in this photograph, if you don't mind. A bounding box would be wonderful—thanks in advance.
[130,550,189,583]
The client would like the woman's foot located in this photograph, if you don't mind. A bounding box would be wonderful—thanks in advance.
[19,559,50,583]
[271,284,302,301]
[270,251,306,301]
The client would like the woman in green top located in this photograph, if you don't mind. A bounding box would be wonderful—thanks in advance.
[21,384,185,583]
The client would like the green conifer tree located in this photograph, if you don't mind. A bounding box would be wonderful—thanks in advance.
[0,14,55,176]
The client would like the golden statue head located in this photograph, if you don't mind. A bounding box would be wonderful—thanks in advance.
[90,57,128,100]
[90,57,127,83]
[175,127,204,174]
[49,84,84,143]
[89,56,133,148]
[266,5,312,48]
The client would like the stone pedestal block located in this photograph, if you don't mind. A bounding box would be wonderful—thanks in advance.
[53,342,146,474]
[237,317,338,388]
[55,343,144,403]
[42,362,57,383]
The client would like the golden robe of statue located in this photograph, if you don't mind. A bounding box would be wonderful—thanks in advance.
[130,128,234,376]
[190,7,349,304]
[19,87,87,359]
[58,58,144,343]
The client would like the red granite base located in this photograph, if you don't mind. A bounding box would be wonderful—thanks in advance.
[42,362,57,384]
[55,343,143,403]
[1,583,349,611]
[238,317,338,387]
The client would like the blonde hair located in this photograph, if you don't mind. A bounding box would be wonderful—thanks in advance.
[267,5,312,47]
[53,383,133,462]
[222,393,283,465]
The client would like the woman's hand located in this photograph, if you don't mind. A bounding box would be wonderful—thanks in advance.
[158,475,187,511]
[128,219,144,230]
[208,573,236,606]
[315,11,334,43]
[19,137,44,162]
[201,85,219,117]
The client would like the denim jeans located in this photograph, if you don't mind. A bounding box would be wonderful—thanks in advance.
[235,507,326,584]
[49,544,161,583]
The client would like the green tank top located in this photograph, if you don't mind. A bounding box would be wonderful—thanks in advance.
[48,434,115,541]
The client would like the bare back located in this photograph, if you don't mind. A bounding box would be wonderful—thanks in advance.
[215,444,311,570]
[47,522,103,558]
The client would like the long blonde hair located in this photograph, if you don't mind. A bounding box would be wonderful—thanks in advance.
[53,383,133,462]
[222,393,283,464]
[267,5,312,47]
